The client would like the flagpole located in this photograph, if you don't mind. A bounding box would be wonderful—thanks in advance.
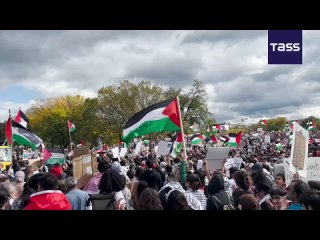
[9,109,13,160]
[176,96,187,162]
[68,120,72,151]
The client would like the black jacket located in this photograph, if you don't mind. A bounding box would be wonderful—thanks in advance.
[139,169,162,191]
[207,173,234,210]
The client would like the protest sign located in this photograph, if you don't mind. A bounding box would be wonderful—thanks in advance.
[157,141,173,156]
[284,157,320,186]
[264,135,271,144]
[257,128,262,132]
[205,147,230,170]
[134,141,142,155]
[315,139,320,143]
[119,148,127,158]
[289,122,309,179]
[23,151,29,161]
[111,147,119,158]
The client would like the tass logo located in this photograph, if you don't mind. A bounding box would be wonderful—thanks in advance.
[268,30,302,64]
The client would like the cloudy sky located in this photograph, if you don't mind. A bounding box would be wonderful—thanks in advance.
[0,30,319,124]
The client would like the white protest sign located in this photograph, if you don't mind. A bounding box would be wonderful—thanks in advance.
[306,157,320,181]
[23,151,29,161]
[315,139,320,143]
[157,141,173,156]
[264,135,271,144]
[234,157,243,169]
[154,145,159,153]
[289,122,309,179]
[111,147,119,158]
[119,148,127,158]
[205,147,230,170]
[257,128,263,132]
[284,158,320,187]
[221,125,229,131]
[134,141,142,155]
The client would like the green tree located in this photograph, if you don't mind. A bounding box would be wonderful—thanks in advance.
[97,80,164,131]
[27,95,86,148]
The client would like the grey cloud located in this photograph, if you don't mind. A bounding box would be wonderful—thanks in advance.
[125,55,203,88]
[181,30,266,45]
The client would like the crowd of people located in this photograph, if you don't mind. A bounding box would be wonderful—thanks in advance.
[1,130,320,210]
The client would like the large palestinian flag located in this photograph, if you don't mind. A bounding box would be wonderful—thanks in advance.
[11,121,43,149]
[122,98,181,143]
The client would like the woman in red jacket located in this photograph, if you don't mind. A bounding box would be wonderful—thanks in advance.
[24,173,71,210]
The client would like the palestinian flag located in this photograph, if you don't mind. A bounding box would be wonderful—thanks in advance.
[11,121,43,149]
[191,134,204,145]
[206,127,211,138]
[260,119,267,125]
[220,135,229,143]
[216,124,221,131]
[42,147,53,162]
[68,120,76,133]
[171,132,183,158]
[122,98,181,143]
[226,132,242,148]
[14,110,29,129]
[210,135,218,143]
[307,120,316,131]
[275,143,283,151]
[5,116,12,145]
[212,126,218,135]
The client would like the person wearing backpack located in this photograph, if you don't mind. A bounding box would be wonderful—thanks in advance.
[90,169,128,210]
[206,171,234,210]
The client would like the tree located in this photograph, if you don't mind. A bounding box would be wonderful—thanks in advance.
[97,80,164,131]
[164,80,209,134]
[27,95,86,147]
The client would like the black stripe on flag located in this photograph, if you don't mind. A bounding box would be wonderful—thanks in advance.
[123,98,175,129]
[19,110,29,123]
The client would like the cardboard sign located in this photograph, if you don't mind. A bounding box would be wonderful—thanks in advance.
[264,135,271,144]
[289,122,309,179]
[205,147,230,170]
[157,141,173,156]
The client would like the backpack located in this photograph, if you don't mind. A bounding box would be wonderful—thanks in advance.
[211,194,234,210]
[89,193,115,210]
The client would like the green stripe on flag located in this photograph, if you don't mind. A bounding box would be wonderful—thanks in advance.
[122,118,180,143]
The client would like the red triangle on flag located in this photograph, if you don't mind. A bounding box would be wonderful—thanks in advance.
[162,98,181,128]
[5,117,12,145]
[14,111,21,123]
